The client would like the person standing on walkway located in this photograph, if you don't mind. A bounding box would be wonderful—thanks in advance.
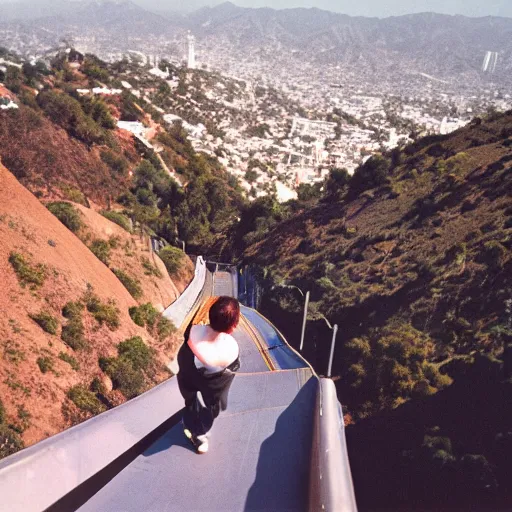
[177,296,241,454]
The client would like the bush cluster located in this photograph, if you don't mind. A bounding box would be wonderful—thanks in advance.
[342,321,453,419]
[8,252,47,289]
[59,352,80,371]
[141,257,163,278]
[60,185,88,206]
[84,288,120,331]
[67,385,106,415]
[99,336,157,399]
[47,202,83,234]
[159,246,184,277]
[89,239,111,266]
[99,356,145,399]
[100,150,128,176]
[30,311,59,335]
[61,301,87,350]
[129,303,175,341]
[0,425,24,460]
[37,356,54,374]
[112,269,143,299]
[37,90,108,146]
[100,211,131,232]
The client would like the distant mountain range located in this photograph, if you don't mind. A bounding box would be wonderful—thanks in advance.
[2,1,512,83]
[184,3,512,80]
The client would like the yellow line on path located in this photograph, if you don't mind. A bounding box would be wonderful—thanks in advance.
[239,315,275,371]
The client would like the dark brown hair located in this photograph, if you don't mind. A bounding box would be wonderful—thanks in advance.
[209,296,240,333]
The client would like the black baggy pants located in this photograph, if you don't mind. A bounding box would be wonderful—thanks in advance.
[177,332,240,437]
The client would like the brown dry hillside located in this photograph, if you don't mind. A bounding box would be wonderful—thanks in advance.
[72,204,193,310]
[0,164,184,449]
[0,105,128,205]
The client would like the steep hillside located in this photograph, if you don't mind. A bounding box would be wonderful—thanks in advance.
[72,204,193,310]
[0,105,129,205]
[242,112,512,509]
[246,111,511,391]
[0,164,186,454]
[0,53,245,254]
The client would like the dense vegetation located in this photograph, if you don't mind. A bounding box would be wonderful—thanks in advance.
[0,50,245,255]
[241,112,512,510]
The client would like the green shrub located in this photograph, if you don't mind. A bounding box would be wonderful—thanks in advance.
[37,356,54,374]
[62,301,84,319]
[0,425,24,459]
[60,185,88,206]
[141,257,163,278]
[108,236,121,249]
[423,363,453,389]
[89,239,111,265]
[47,202,83,233]
[128,303,175,341]
[61,301,87,350]
[100,150,128,175]
[84,290,120,331]
[129,303,159,328]
[30,312,58,335]
[412,379,437,397]
[0,398,5,424]
[67,385,106,415]
[37,90,106,145]
[101,211,131,232]
[90,376,107,395]
[100,357,145,399]
[157,316,176,341]
[346,337,371,359]
[112,269,143,299]
[90,302,120,330]
[8,252,47,289]
[349,155,390,196]
[61,321,86,350]
[59,352,80,371]
[118,336,154,371]
[159,246,185,277]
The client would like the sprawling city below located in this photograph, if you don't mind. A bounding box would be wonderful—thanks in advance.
[1,1,511,201]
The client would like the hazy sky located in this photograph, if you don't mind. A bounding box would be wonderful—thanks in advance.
[1,0,511,18]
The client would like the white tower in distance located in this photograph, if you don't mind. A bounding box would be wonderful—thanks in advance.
[187,32,196,70]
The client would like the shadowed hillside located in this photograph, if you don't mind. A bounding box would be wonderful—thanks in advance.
[242,111,512,510]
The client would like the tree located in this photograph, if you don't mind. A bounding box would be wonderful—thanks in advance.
[297,183,322,202]
[325,167,351,196]
[349,155,390,196]
[245,169,258,184]
[5,66,22,94]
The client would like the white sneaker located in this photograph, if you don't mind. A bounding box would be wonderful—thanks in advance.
[196,435,209,454]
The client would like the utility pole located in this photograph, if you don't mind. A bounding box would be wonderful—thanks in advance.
[299,291,310,352]
[327,324,339,378]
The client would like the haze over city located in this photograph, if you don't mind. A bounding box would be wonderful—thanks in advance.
[0,0,511,17]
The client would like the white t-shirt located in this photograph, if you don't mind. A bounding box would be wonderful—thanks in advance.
[188,324,239,374]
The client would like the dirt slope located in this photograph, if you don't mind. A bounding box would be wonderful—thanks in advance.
[0,164,180,447]
[74,204,193,311]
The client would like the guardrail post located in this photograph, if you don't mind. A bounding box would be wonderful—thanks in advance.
[327,324,338,378]
[299,290,310,352]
